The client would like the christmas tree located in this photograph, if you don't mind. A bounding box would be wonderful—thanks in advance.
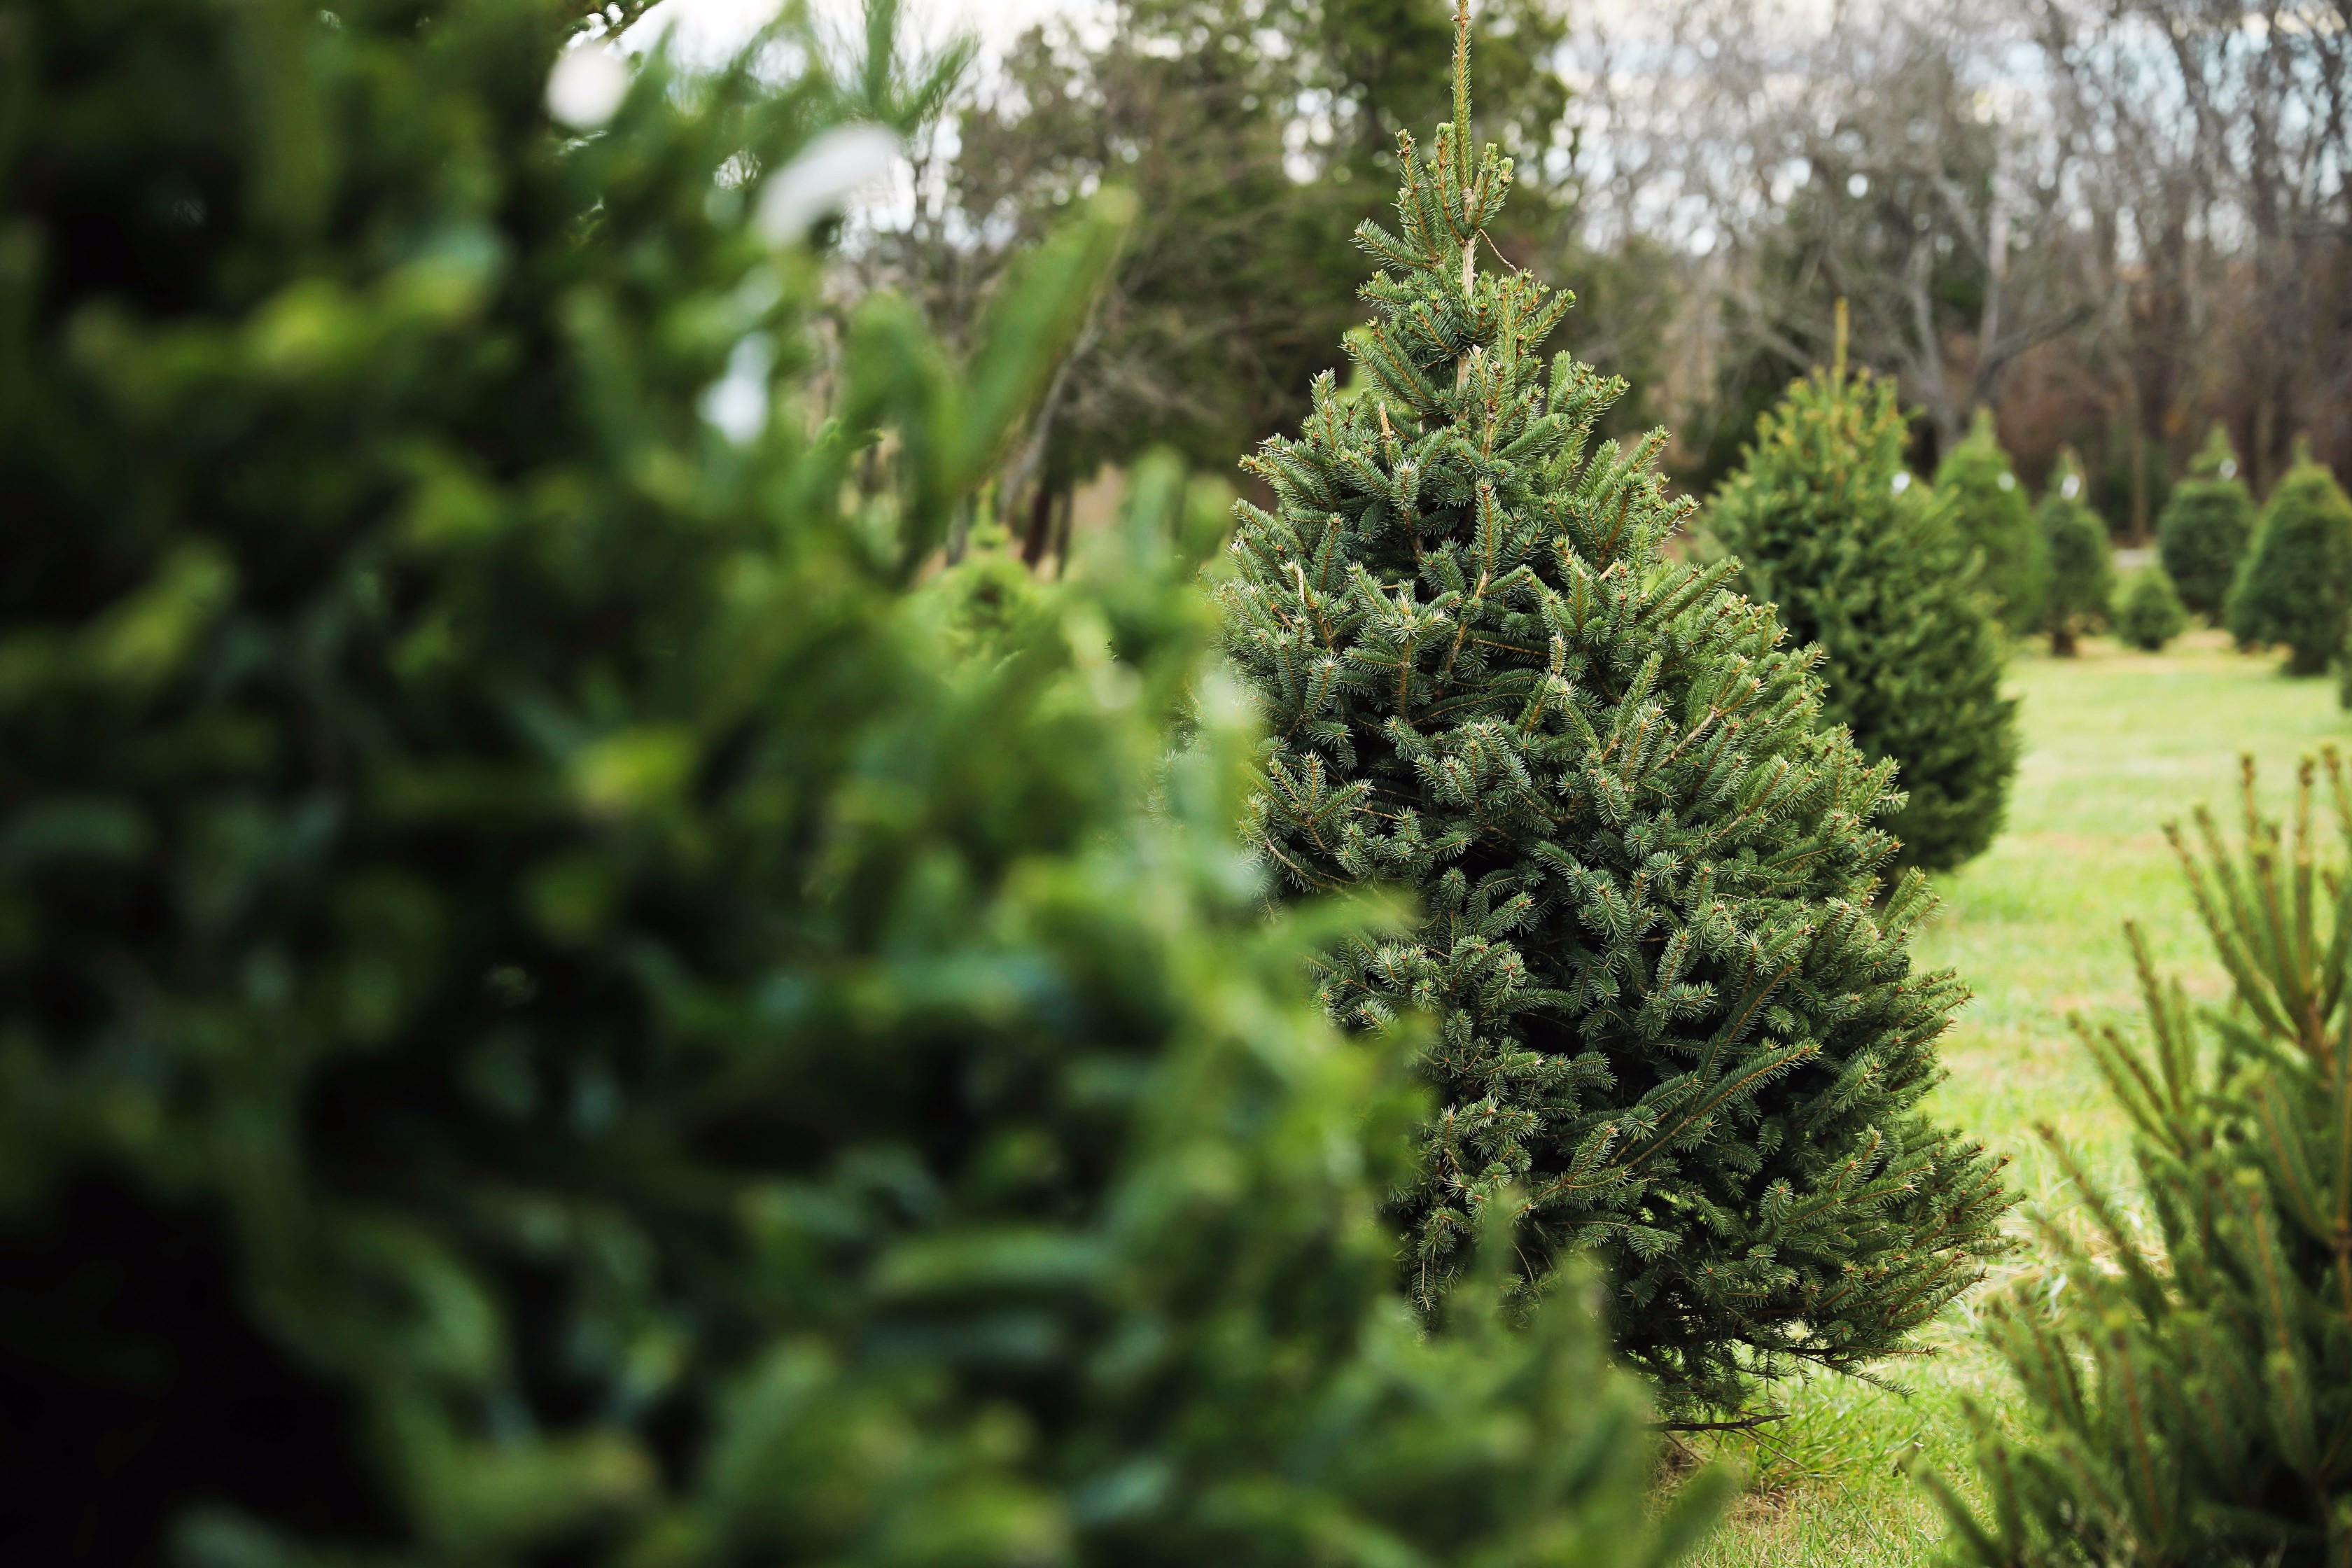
[0,1,1725,1562]
[1934,407,2047,636]
[1707,317,2018,872]
[2115,567,2188,652]
[2157,424,2255,620]
[2230,442,2352,676]
[1219,0,2012,1415]
[2038,451,2115,656]
[1926,756,2352,1568]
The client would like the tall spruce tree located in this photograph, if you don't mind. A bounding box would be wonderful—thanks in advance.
[2038,451,2115,656]
[1218,0,2012,1415]
[1927,756,2352,1568]
[1935,406,2046,636]
[0,1,1728,1562]
[2230,443,2352,676]
[1707,324,2017,872]
[2157,424,2255,620]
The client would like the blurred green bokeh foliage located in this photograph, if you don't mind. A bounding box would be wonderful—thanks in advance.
[0,1,1721,1563]
[2036,452,2115,657]
[1934,408,2047,638]
[2114,566,2188,653]
[2156,425,2254,622]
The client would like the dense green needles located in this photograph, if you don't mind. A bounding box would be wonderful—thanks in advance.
[1217,1,2011,1415]
[1709,326,2017,872]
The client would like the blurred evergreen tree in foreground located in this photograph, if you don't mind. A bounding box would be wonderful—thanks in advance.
[2037,451,2114,657]
[2157,425,2254,622]
[1219,1,2011,1416]
[1708,327,2017,872]
[1935,407,2047,637]
[1928,755,2352,1568]
[0,1,1723,1562]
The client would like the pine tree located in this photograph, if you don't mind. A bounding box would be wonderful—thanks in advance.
[2229,444,2352,676]
[1935,406,2047,635]
[0,2,1727,1562]
[2115,567,2189,652]
[1926,755,2352,1568]
[2157,424,2255,620]
[1707,323,2018,872]
[2038,450,2115,656]
[1218,0,2012,1415]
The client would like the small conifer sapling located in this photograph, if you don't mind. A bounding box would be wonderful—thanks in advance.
[1935,407,2047,635]
[2039,451,2115,656]
[1928,756,2352,1568]
[2115,567,2189,652]
[2157,424,2254,620]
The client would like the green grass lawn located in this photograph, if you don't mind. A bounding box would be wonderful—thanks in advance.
[1682,628,2351,1567]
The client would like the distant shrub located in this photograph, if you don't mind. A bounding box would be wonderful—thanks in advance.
[1935,407,2047,634]
[2228,444,2352,675]
[2157,425,2255,619]
[2039,451,2116,656]
[1710,358,2017,872]
[1928,756,2352,1568]
[2115,567,2189,651]
[0,2,1719,1564]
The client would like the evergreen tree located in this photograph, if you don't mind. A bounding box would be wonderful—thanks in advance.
[2157,424,2255,620]
[1935,406,2047,635]
[1218,1,2012,1415]
[2115,567,2189,652]
[0,2,1726,1563]
[2229,444,2352,676]
[1707,329,2018,872]
[2038,451,2115,656]
[1926,755,2352,1568]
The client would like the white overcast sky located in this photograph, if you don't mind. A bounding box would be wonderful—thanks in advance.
[635,0,1098,66]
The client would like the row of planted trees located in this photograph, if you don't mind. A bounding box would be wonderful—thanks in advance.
[1939,405,2352,676]
[3,2,2349,1565]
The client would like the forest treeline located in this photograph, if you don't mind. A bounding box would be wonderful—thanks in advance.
[844,0,2352,559]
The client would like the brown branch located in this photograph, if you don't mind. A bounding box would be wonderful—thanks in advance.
[1654,1410,1792,1434]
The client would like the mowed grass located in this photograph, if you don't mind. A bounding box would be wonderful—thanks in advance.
[1682,628,2350,1567]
